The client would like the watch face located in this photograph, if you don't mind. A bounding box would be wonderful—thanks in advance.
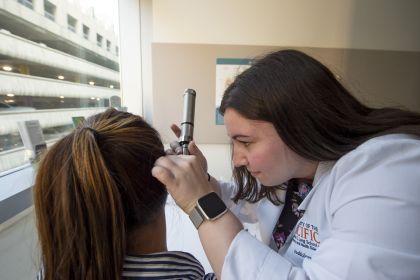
[198,192,227,219]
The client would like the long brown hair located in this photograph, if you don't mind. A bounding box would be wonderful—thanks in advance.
[220,49,420,204]
[33,108,167,280]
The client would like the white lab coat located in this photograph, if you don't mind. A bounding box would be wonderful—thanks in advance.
[219,134,420,279]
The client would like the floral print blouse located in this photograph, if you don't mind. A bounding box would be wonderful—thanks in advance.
[272,181,313,250]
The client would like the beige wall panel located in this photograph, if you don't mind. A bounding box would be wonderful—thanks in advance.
[152,44,277,144]
[342,50,420,111]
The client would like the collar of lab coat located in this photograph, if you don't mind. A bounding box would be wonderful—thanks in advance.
[257,187,287,245]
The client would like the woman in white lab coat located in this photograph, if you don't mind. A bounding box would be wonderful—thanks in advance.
[153,49,420,279]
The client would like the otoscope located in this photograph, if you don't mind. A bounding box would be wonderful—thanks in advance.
[179,88,196,155]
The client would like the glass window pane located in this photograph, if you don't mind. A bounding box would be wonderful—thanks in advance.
[0,0,121,173]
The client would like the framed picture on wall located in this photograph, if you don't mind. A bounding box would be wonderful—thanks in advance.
[215,58,252,125]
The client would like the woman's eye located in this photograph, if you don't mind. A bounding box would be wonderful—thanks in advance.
[239,140,251,147]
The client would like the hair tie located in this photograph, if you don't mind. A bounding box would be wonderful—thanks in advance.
[83,127,99,140]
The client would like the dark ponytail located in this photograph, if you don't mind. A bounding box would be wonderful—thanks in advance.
[70,126,125,279]
[34,108,167,280]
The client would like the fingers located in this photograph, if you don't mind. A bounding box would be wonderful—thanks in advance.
[152,154,212,213]
[152,156,178,186]
[188,140,200,155]
[170,124,182,138]
[151,165,175,186]
[187,140,208,173]
[153,155,194,181]
[170,141,182,154]
[165,141,182,155]
[165,148,176,155]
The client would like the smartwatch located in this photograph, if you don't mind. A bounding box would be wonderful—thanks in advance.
[189,192,227,229]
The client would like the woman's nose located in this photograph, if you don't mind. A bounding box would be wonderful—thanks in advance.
[232,146,248,167]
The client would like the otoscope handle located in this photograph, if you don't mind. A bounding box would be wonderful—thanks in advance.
[179,88,196,155]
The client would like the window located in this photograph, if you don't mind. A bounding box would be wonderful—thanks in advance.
[0,0,121,174]
[115,46,119,56]
[97,33,103,47]
[83,24,90,40]
[67,14,77,33]
[44,0,56,21]
[17,0,33,9]
[106,40,111,51]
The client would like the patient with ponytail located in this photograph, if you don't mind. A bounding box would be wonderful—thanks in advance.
[34,108,215,280]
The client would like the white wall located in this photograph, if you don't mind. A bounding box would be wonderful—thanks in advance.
[153,0,420,52]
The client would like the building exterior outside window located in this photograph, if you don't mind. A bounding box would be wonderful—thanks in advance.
[67,14,77,33]
[43,0,55,21]
[97,33,103,47]
[83,24,90,39]
[18,0,33,9]
[0,0,121,173]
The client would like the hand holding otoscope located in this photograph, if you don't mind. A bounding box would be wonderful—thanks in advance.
[166,88,208,172]
[179,88,196,155]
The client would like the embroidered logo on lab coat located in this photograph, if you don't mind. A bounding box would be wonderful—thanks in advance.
[292,221,320,259]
